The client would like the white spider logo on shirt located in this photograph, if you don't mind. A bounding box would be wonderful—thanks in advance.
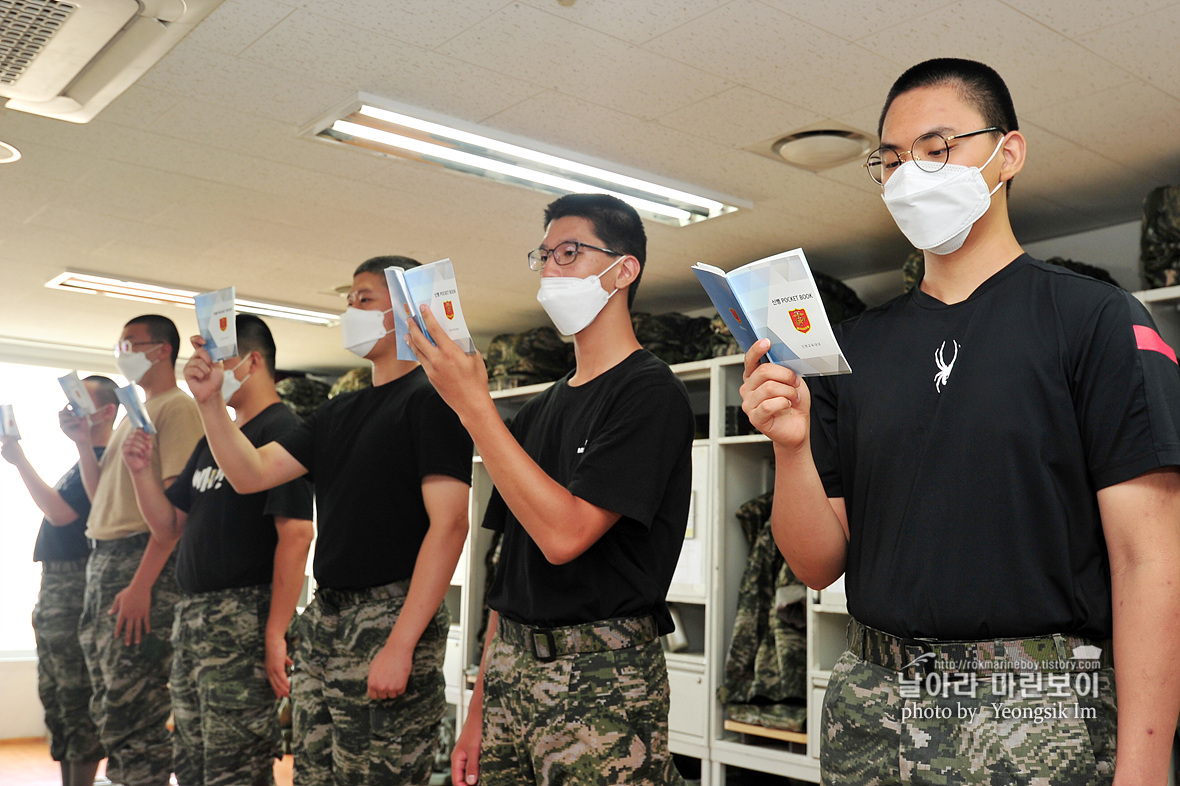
[935,340,959,392]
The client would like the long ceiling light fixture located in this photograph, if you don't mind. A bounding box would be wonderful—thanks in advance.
[45,272,339,327]
[310,95,746,226]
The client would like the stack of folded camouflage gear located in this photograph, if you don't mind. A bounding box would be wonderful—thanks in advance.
[276,375,331,420]
[814,270,866,326]
[631,312,726,364]
[328,366,372,397]
[1142,185,1180,289]
[718,491,808,733]
[485,327,576,391]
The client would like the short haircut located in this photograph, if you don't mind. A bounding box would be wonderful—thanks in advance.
[879,58,1018,192]
[235,314,277,378]
[543,194,647,309]
[125,314,180,365]
[83,375,121,413]
[354,255,421,284]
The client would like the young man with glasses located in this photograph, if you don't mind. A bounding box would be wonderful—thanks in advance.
[741,58,1180,783]
[62,314,205,786]
[407,193,695,786]
[122,314,314,786]
[2,375,119,786]
[182,257,472,785]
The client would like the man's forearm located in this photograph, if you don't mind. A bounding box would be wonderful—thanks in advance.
[12,455,79,526]
[385,516,467,653]
[1110,558,1180,784]
[127,532,178,592]
[769,441,848,590]
[129,469,181,542]
[267,520,313,643]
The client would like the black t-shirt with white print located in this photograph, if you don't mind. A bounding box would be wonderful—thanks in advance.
[811,255,1180,640]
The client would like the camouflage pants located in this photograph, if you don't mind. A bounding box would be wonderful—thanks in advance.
[79,534,180,786]
[33,559,103,763]
[291,581,448,786]
[481,618,683,786]
[821,649,1117,785]
[171,585,282,786]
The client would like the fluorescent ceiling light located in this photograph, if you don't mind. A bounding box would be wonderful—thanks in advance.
[45,272,339,327]
[312,96,746,227]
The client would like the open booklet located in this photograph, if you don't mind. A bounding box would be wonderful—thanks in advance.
[385,258,476,362]
[692,248,851,376]
[194,286,237,362]
[114,385,157,435]
[0,404,20,440]
[59,371,97,420]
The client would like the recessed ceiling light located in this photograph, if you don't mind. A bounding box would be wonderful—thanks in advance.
[0,140,21,164]
[745,124,875,173]
[45,271,340,327]
[307,94,748,226]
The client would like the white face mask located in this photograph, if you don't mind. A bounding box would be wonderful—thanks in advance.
[340,306,393,358]
[881,135,1006,256]
[220,361,251,404]
[114,346,158,385]
[536,256,625,336]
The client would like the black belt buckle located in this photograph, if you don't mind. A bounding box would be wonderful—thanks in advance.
[531,629,557,662]
[900,638,935,680]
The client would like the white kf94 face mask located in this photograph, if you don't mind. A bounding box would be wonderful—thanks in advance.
[536,256,625,336]
[881,134,1006,256]
[220,361,251,404]
[339,306,393,358]
[114,347,158,385]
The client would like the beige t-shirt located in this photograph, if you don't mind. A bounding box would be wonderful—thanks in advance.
[85,386,204,541]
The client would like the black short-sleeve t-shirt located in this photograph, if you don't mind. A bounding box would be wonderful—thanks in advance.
[165,403,313,594]
[810,256,1180,640]
[483,350,694,635]
[32,447,103,563]
[273,367,473,590]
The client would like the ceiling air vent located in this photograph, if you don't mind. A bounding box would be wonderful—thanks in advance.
[0,0,225,124]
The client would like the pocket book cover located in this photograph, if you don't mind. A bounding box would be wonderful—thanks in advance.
[194,286,237,362]
[114,385,157,435]
[692,248,851,377]
[58,371,97,419]
[0,404,19,440]
[385,259,476,362]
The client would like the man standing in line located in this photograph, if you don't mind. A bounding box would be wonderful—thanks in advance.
[740,58,1180,783]
[407,193,695,786]
[182,257,472,785]
[64,315,204,786]
[2,375,119,786]
[123,315,314,785]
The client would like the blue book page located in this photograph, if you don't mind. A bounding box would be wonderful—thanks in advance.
[58,371,97,418]
[691,264,760,353]
[114,385,156,434]
[193,287,237,362]
[384,265,420,361]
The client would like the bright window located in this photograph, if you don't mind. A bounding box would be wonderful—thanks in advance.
[0,362,112,653]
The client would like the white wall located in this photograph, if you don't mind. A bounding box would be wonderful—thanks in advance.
[0,658,47,740]
[1023,220,1143,291]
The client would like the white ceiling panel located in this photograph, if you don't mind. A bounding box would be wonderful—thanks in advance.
[1,0,1176,374]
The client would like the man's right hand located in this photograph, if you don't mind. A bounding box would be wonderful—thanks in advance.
[183,335,224,405]
[739,339,813,452]
[451,710,482,786]
[0,436,24,466]
[121,429,155,475]
[59,406,91,447]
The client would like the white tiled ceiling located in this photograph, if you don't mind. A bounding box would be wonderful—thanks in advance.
[2,0,1179,373]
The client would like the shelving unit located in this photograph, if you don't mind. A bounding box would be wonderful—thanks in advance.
[443,354,849,784]
[1134,285,1180,348]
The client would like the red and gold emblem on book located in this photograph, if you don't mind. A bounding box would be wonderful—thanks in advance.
[444,300,455,320]
[729,308,742,324]
[790,308,811,333]
[219,317,228,331]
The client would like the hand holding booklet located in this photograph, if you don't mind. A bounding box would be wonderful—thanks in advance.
[692,248,851,377]
[59,371,98,420]
[385,258,476,362]
[194,287,237,362]
[114,384,156,435]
